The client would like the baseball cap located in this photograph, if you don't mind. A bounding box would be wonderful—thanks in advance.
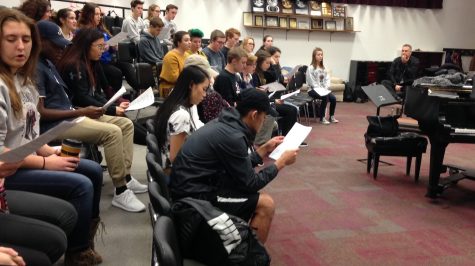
[37,20,71,48]
[184,54,219,78]
[236,88,279,117]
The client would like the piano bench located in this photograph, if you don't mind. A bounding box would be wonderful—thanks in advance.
[365,132,428,182]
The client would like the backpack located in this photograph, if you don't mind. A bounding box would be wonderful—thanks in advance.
[172,197,271,266]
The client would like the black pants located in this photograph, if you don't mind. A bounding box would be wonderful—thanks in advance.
[381,80,406,100]
[308,90,337,119]
[101,62,123,93]
[0,190,77,264]
[275,103,298,136]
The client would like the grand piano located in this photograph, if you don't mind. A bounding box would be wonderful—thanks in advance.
[404,82,475,198]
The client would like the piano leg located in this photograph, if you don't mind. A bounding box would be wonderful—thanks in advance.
[426,139,448,198]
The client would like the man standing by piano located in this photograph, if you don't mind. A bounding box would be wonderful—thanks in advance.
[382,44,420,101]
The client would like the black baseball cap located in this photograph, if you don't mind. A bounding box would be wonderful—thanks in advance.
[236,88,279,117]
[37,20,71,48]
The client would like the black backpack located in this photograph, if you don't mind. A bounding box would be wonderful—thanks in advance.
[172,197,271,266]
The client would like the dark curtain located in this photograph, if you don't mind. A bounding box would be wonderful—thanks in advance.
[330,0,443,9]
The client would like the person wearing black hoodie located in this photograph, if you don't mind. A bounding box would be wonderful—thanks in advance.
[138,17,164,65]
[170,89,299,243]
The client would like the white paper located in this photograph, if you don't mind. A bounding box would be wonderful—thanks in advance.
[261,82,286,92]
[106,31,128,46]
[268,91,276,99]
[269,122,311,160]
[126,87,155,111]
[281,89,300,100]
[284,65,302,78]
[103,86,127,109]
[0,117,85,163]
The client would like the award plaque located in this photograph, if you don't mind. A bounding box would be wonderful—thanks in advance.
[325,20,337,31]
[321,2,332,17]
[289,18,297,29]
[332,5,346,17]
[344,17,354,31]
[254,15,264,26]
[311,19,324,29]
[309,1,322,16]
[279,17,288,28]
[281,0,294,14]
[266,0,280,13]
[243,13,253,26]
[266,16,279,27]
[252,0,265,12]
[295,0,309,15]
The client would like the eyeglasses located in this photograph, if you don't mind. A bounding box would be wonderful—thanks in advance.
[92,44,106,51]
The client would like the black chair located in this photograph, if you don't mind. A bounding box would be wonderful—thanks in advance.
[146,152,170,200]
[365,127,428,182]
[111,26,121,36]
[146,118,155,134]
[146,134,160,157]
[153,216,206,266]
[148,181,171,222]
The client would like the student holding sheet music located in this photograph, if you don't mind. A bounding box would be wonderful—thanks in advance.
[0,9,103,264]
[306,47,339,125]
[50,26,148,213]
[253,50,298,138]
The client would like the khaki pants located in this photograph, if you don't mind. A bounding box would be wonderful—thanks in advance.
[254,115,276,146]
[58,115,134,187]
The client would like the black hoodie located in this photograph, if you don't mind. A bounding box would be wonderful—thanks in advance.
[170,107,279,199]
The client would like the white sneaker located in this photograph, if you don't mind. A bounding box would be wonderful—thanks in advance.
[112,189,146,212]
[320,118,330,125]
[127,176,148,194]
[330,116,339,123]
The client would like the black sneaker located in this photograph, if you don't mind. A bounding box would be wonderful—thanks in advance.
[299,142,308,147]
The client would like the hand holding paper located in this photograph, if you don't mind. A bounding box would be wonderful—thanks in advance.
[103,86,127,110]
[126,87,155,111]
[0,117,85,163]
[269,122,311,160]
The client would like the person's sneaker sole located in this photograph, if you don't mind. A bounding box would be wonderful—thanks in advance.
[111,199,146,212]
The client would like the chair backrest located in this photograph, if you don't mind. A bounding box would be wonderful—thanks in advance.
[154,216,183,266]
[136,63,157,91]
[146,118,156,134]
[117,41,135,63]
[146,152,170,200]
[146,133,160,156]
[111,26,121,36]
[148,181,171,218]
[102,16,115,33]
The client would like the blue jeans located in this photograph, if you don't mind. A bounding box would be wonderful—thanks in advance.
[5,159,103,251]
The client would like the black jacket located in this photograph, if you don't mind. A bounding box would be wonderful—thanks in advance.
[389,56,420,86]
[61,62,117,115]
[170,107,279,199]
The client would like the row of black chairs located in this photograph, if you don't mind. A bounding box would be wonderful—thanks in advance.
[145,119,205,266]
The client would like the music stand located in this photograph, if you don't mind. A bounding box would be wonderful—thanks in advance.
[362,85,401,115]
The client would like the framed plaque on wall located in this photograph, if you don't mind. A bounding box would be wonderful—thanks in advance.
[281,0,294,14]
[252,0,265,12]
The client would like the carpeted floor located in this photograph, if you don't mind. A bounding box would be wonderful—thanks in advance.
[264,102,475,266]
[71,101,475,266]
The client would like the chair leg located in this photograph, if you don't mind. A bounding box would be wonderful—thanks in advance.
[373,154,380,179]
[406,156,412,176]
[367,152,372,173]
[415,154,422,183]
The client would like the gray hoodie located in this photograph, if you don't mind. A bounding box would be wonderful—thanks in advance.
[138,31,164,65]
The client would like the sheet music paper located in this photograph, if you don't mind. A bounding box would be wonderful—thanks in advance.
[0,117,85,163]
[280,89,300,100]
[261,82,286,92]
[269,122,311,160]
[103,87,127,109]
[126,87,155,111]
[284,65,302,78]
[106,32,128,46]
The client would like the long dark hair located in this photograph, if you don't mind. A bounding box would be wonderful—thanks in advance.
[154,65,209,148]
[18,0,50,22]
[0,8,41,117]
[78,2,98,28]
[254,50,271,86]
[57,28,104,88]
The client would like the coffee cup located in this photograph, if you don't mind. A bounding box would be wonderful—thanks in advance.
[60,139,82,158]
